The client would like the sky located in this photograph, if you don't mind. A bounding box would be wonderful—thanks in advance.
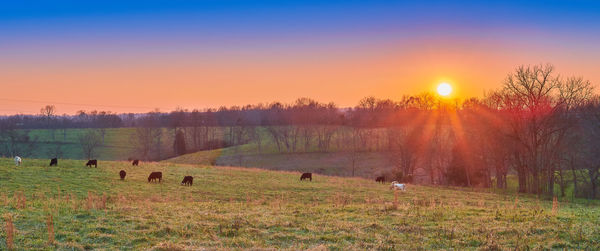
[1,0,599,115]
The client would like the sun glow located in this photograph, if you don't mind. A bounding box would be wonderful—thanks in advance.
[437,82,452,96]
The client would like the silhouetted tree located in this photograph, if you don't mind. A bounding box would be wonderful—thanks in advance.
[0,119,37,157]
[78,129,102,159]
[131,111,163,160]
[40,105,56,139]
[174,129,187,155]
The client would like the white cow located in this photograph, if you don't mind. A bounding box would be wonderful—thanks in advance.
[390,181,406,191]
[14,156,22,166]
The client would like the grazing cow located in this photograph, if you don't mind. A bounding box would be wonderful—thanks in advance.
[148,172,163,183]
[119,170,126,180]
[14,156,21,166]
[86,159,98,168]
[390,181,406,191]
[375,176,385,183]
[300,172,312,181]
[132,159,139,166]
[181,176,193,186]
[49,158,58,166]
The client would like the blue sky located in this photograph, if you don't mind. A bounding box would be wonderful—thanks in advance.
[1,1,599,114]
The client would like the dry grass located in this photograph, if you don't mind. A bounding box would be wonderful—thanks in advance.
[0,158,599,250]
[552,196,559,215]
[4,213,14,250]
[47,214,54,245]
[14,191,26,210]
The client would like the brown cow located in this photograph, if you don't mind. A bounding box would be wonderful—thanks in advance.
[300,173,312,181]
[86,159,97,168]
[148,172,162,183]
[181,176,193,186]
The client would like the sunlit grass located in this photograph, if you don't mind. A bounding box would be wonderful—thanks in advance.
[1,158,599,249]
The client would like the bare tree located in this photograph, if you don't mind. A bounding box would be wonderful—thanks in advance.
[40,105,56,123]
[430,116,454,185]
[499,64,593,195]
[579,99,600,199]
[40,105,56,140]
[46,143,64,159]
[249,126,263,154]
[189,109,206,151]
[97,128,107,144]
[78,129,102,159]
[347,127,363,177]
[131,112,163,160]
[132,126,160,160]
[502,64,561,194]
[174,129,187,155]
[0,129,37,157]
[388,126,421,180]
[552,77,594,197]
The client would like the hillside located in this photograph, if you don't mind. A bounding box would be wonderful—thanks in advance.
[164,148,394,178]
[6,128,181,161]
[1,158,599,250]
[7,128,138,160]
[13,127,397,178]
[9,126,385,159]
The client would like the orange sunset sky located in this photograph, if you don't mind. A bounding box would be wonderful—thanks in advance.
[1,1,599,115]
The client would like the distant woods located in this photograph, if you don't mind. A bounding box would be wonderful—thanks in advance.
[1,63,600,199]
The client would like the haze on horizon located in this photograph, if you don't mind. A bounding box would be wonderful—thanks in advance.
[1,0,599,115]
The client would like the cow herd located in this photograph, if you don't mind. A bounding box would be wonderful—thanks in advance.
[299,172,407,191]
[115,161,194,187]
[10,156,407,190]
[11,156,195,187]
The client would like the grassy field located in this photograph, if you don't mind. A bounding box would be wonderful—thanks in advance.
[12,126,390,160]
[13,128,139,160]
[15,127,397,179]
[165,150,393,178]
[1,158,599,250]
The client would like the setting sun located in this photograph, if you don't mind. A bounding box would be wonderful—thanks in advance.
[437,82,453,96]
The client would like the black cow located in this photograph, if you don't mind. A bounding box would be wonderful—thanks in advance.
[375,176,386,183]
[119,170,126,180]
[300,172,312,181]
[148,172,162,183]
[181,176,193,186]
[49,158,58,166]
[132,159,139,166]
[86,159,98,168]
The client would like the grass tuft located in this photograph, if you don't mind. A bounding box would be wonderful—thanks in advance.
[4,213,14,250]
[47,214,54,246]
